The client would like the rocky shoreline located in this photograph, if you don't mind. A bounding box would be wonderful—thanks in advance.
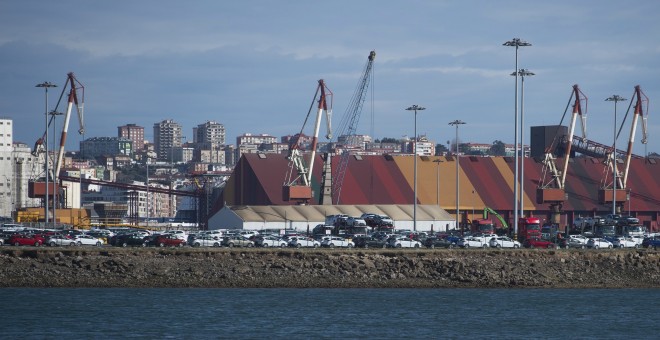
[1,247,658,288]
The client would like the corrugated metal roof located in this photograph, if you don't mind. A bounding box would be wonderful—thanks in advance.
[220,153,660,224]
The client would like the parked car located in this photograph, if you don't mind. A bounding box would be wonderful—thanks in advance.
[254,235,287,248]
[75,235,104,246]
[569,234,589,244]
[346,217,367,227]
[320,236,355,248]
[388,236,421,248]
[288,237,320,248]
[191,235,222,247]
[641,237,660,249]
[10,234,46,247]
[113,234,148,247]
[489,236,521,249]
[564,237,587,249]
[618,215,639,226]
[605,214,622,226]
[586,238,613,249]
[353,235,389,249]
[222,235,255,248]
[165,230,188,240]
[46,235,77,247]
[611,237,639,249]
[458,236,488,249]
[423,237,455,249]
[523,238,558,249]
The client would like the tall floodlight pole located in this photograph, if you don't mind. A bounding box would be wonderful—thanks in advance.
[605,95,627,216]
[433,159,443,206]
[503,38,531,239]
[36,81,57,226]
[449,120,466,233]
[511,69,534,218]
[406,105,425,232]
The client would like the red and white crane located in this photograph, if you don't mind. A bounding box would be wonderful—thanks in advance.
[537,84,587,222]
[53,72,85,179]
[599,85,648,205]
[283,79,332,203]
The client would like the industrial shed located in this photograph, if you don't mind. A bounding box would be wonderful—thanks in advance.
[207,204,456,233]
[218,153,660,229]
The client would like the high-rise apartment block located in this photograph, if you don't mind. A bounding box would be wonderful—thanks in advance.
[195,121,225,145]
[118,124,145,152]
[153,119,182,161]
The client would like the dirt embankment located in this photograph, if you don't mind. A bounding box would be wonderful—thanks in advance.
[0,247,658,288]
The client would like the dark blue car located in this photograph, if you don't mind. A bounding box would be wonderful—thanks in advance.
[641,237,660,249]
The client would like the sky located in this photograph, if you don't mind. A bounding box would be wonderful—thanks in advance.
[1,1,659,156]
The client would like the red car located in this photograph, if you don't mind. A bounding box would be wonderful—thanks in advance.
[154,234,186,247]
[523,238,558,249]
[9,234,46,247]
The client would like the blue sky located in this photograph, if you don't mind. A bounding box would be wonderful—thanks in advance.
[1,1,659,155]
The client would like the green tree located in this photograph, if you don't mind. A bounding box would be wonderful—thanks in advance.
[380,137,399,143]
[435,143,449,155]
[490,140,506,156]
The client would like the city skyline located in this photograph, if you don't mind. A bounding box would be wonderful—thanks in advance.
[1,1,658,156]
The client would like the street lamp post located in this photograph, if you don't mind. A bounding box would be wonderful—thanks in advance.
[511,69,534,218]
[433,159,443,206]
[406,105,425,232]
[503,37,532,239]
[146,158,150,228]
[449,120,466,233]
[605,95,627,216]
[36,81,57,226]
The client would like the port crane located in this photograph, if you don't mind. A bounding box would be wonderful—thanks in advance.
[599,85,649,209]
[29,72,85,205]
[326,50,376,204]
[537,84,587,224]
[283,79,333,204]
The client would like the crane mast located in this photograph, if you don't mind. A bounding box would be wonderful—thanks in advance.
[622,85,648,186]
[599,85,649,207]
[283,79,332,203]
[329,50,376,204]
[54,72,85,179]
[537,84,587,224]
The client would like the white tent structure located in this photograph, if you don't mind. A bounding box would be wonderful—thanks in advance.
[208,204,456,233]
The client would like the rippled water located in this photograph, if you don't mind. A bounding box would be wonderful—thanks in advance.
[1,288,657,339]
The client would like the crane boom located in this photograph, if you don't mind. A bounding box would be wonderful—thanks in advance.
[331,51,376,204]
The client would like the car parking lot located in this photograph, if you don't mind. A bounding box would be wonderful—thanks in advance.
[2,225,660,254]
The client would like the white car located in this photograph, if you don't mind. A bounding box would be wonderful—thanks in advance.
[489,236,521,249]
[191,236,222,247]
[74,234,104,246]
[288,237,320,248]
[47,235,78,247]
[320,236,355,248]
[239,230,259,239]
[388,236,421,248]
[586,238,613,249]
[258,235,288,248]
[346,217,367,227]
[569,234,589,244]
[611,237,639,249]
[166,230,188,240]
[458,236,488,248]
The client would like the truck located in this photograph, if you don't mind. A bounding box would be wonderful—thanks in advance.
[518,217,542,242]
[470,207,509,236]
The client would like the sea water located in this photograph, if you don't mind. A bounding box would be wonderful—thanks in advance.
[1,288,657,339]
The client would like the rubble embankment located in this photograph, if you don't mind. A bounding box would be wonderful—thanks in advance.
[1,247,658,288]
